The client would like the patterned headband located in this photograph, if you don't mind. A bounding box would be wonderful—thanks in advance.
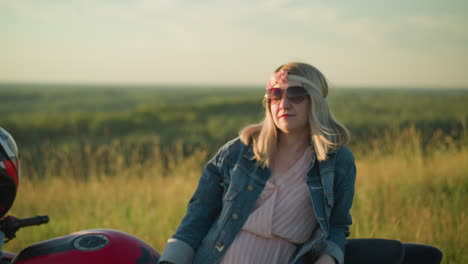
[265,70,324,97]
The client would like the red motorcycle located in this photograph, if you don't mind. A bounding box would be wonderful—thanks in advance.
[0,215,160,264]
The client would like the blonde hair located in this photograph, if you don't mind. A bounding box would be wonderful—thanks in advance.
[240,62,350,167]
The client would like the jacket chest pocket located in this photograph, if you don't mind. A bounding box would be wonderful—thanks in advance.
[308,176,334,218]
[307,176,322,190]
[221,164,249,201]
[222,182,241,201]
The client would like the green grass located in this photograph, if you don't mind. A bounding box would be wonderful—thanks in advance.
[5,139,467,263]
[1,84,467,263]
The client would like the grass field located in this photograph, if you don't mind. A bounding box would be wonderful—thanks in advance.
[1,84,467,263]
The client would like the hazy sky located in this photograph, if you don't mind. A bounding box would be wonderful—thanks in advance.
[1,0,467,87]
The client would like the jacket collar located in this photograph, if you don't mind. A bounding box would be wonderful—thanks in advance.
[243,144,256,161]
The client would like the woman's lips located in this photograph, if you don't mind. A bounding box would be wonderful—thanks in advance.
[279,114,294,118]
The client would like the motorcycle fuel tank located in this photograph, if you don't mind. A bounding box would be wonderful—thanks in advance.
[11,229,160,264]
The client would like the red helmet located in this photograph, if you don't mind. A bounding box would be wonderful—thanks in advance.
[0,127,19,218]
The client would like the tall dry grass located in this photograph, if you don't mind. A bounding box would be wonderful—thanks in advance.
[4,127,467,263]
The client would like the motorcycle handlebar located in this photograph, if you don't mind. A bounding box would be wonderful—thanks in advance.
[1,215,49,241]
[17,215,49,228]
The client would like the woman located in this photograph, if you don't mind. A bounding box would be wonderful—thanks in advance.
[159,62,356,264]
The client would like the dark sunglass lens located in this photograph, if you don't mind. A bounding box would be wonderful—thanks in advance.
[287,86,307,104]
[268,88,283,100]
[289,96,306,104]
[287,86,307,97]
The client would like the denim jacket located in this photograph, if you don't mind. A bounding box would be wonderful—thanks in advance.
[159,138,356,264]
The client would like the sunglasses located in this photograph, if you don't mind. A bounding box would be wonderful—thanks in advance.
[265,86,308,104]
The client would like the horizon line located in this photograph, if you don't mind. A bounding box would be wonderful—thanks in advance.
[0,80,467,90]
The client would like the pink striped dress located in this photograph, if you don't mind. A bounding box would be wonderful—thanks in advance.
[219,147,318,264]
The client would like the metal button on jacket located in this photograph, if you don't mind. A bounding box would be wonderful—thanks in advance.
[215,241,224,252]
[232,213,239,220]
[247,185,254,191]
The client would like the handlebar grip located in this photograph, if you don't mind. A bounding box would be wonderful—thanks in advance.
[17,215,49,227]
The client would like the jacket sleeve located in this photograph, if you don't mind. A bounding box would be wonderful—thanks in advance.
[158,152,225,264]
[316,150,357,264]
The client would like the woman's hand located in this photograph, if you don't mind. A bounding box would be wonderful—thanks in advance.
[315,254,337,264]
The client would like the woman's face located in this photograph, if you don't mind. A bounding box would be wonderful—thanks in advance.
[269,80,310,134]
